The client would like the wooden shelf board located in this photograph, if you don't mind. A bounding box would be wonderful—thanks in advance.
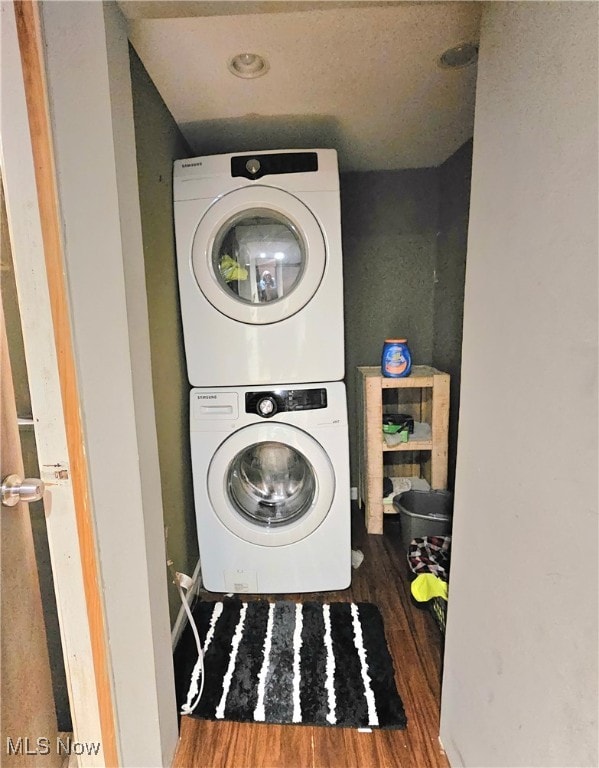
[381,376,434,389]
[357,365,441,388]
[383,441,433,452]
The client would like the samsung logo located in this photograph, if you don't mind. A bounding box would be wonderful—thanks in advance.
[181,162,202,168]
[196,394,218,399]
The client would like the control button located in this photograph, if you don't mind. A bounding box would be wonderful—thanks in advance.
[257,396,276,417]
[246,158,261,175]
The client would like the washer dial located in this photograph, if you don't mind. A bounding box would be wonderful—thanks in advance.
[257,396,277,417]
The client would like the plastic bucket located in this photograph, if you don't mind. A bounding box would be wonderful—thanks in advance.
[393,489,453,553]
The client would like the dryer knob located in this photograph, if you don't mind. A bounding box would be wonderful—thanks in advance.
[257,396,277,418]
[246,158,261,175]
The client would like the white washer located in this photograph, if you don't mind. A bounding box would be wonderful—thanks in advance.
[174,149,345,386]
[190,381,351,593]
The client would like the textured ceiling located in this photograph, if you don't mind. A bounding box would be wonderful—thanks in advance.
[123,1,481,171]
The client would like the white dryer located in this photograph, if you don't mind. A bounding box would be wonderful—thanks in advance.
[190,381,351,593]
[174,149,345,386]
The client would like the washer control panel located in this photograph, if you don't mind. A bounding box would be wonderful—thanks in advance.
[246,388,327,418]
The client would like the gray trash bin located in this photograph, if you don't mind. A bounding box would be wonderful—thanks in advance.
[393,489,453,553]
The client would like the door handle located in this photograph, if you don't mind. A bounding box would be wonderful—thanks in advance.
[1,474,45,507]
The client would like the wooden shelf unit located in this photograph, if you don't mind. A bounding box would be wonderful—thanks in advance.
[357,365,450,534]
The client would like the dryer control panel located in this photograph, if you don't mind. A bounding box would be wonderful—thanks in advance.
[246,388,327,418]
[231,151,318,181]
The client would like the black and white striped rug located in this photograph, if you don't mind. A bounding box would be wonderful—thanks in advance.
[174,599,407,729]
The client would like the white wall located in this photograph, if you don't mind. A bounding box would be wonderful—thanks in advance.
[440,3,598,767]
[40,2,178,765]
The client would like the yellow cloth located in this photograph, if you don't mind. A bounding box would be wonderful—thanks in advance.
[410,573,448,602]
[219,255,248,282]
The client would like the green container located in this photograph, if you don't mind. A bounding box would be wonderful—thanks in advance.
[382,413,414,434]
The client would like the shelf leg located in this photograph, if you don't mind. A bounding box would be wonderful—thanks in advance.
[364,376,384,534]
[431,373,450,489]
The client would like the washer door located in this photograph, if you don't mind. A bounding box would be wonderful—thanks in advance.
[207,423,335,547]
[192,186,326,325]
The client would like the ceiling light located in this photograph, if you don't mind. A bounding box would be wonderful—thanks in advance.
[438,42,479,70]
[228,53,269,79]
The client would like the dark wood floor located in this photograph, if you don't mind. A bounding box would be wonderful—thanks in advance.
[173,509,449,768]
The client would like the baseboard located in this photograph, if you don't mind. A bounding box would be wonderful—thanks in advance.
[171,559,202,650]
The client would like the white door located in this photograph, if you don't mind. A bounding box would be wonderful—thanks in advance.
[1,280,63,767]
[1,3,113,764]
[208,423,335,546]
[191,186,327,324]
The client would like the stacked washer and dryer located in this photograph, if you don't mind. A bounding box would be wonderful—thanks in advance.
[174,150,350,593]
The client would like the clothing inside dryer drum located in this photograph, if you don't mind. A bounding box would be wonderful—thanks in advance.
[213,208,306,304]
[228,441,316,526]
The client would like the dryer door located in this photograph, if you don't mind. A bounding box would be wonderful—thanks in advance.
[192,187,326,325]
[207,423,335,547]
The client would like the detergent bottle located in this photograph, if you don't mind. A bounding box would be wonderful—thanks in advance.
[381,339,412,378]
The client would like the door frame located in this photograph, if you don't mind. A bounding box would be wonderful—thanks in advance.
[2,2,178,766]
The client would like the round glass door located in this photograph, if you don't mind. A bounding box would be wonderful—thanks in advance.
[228,441,316,526]
[213,210,305,307]
[207,422,335,547]
[192,187,327,325]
